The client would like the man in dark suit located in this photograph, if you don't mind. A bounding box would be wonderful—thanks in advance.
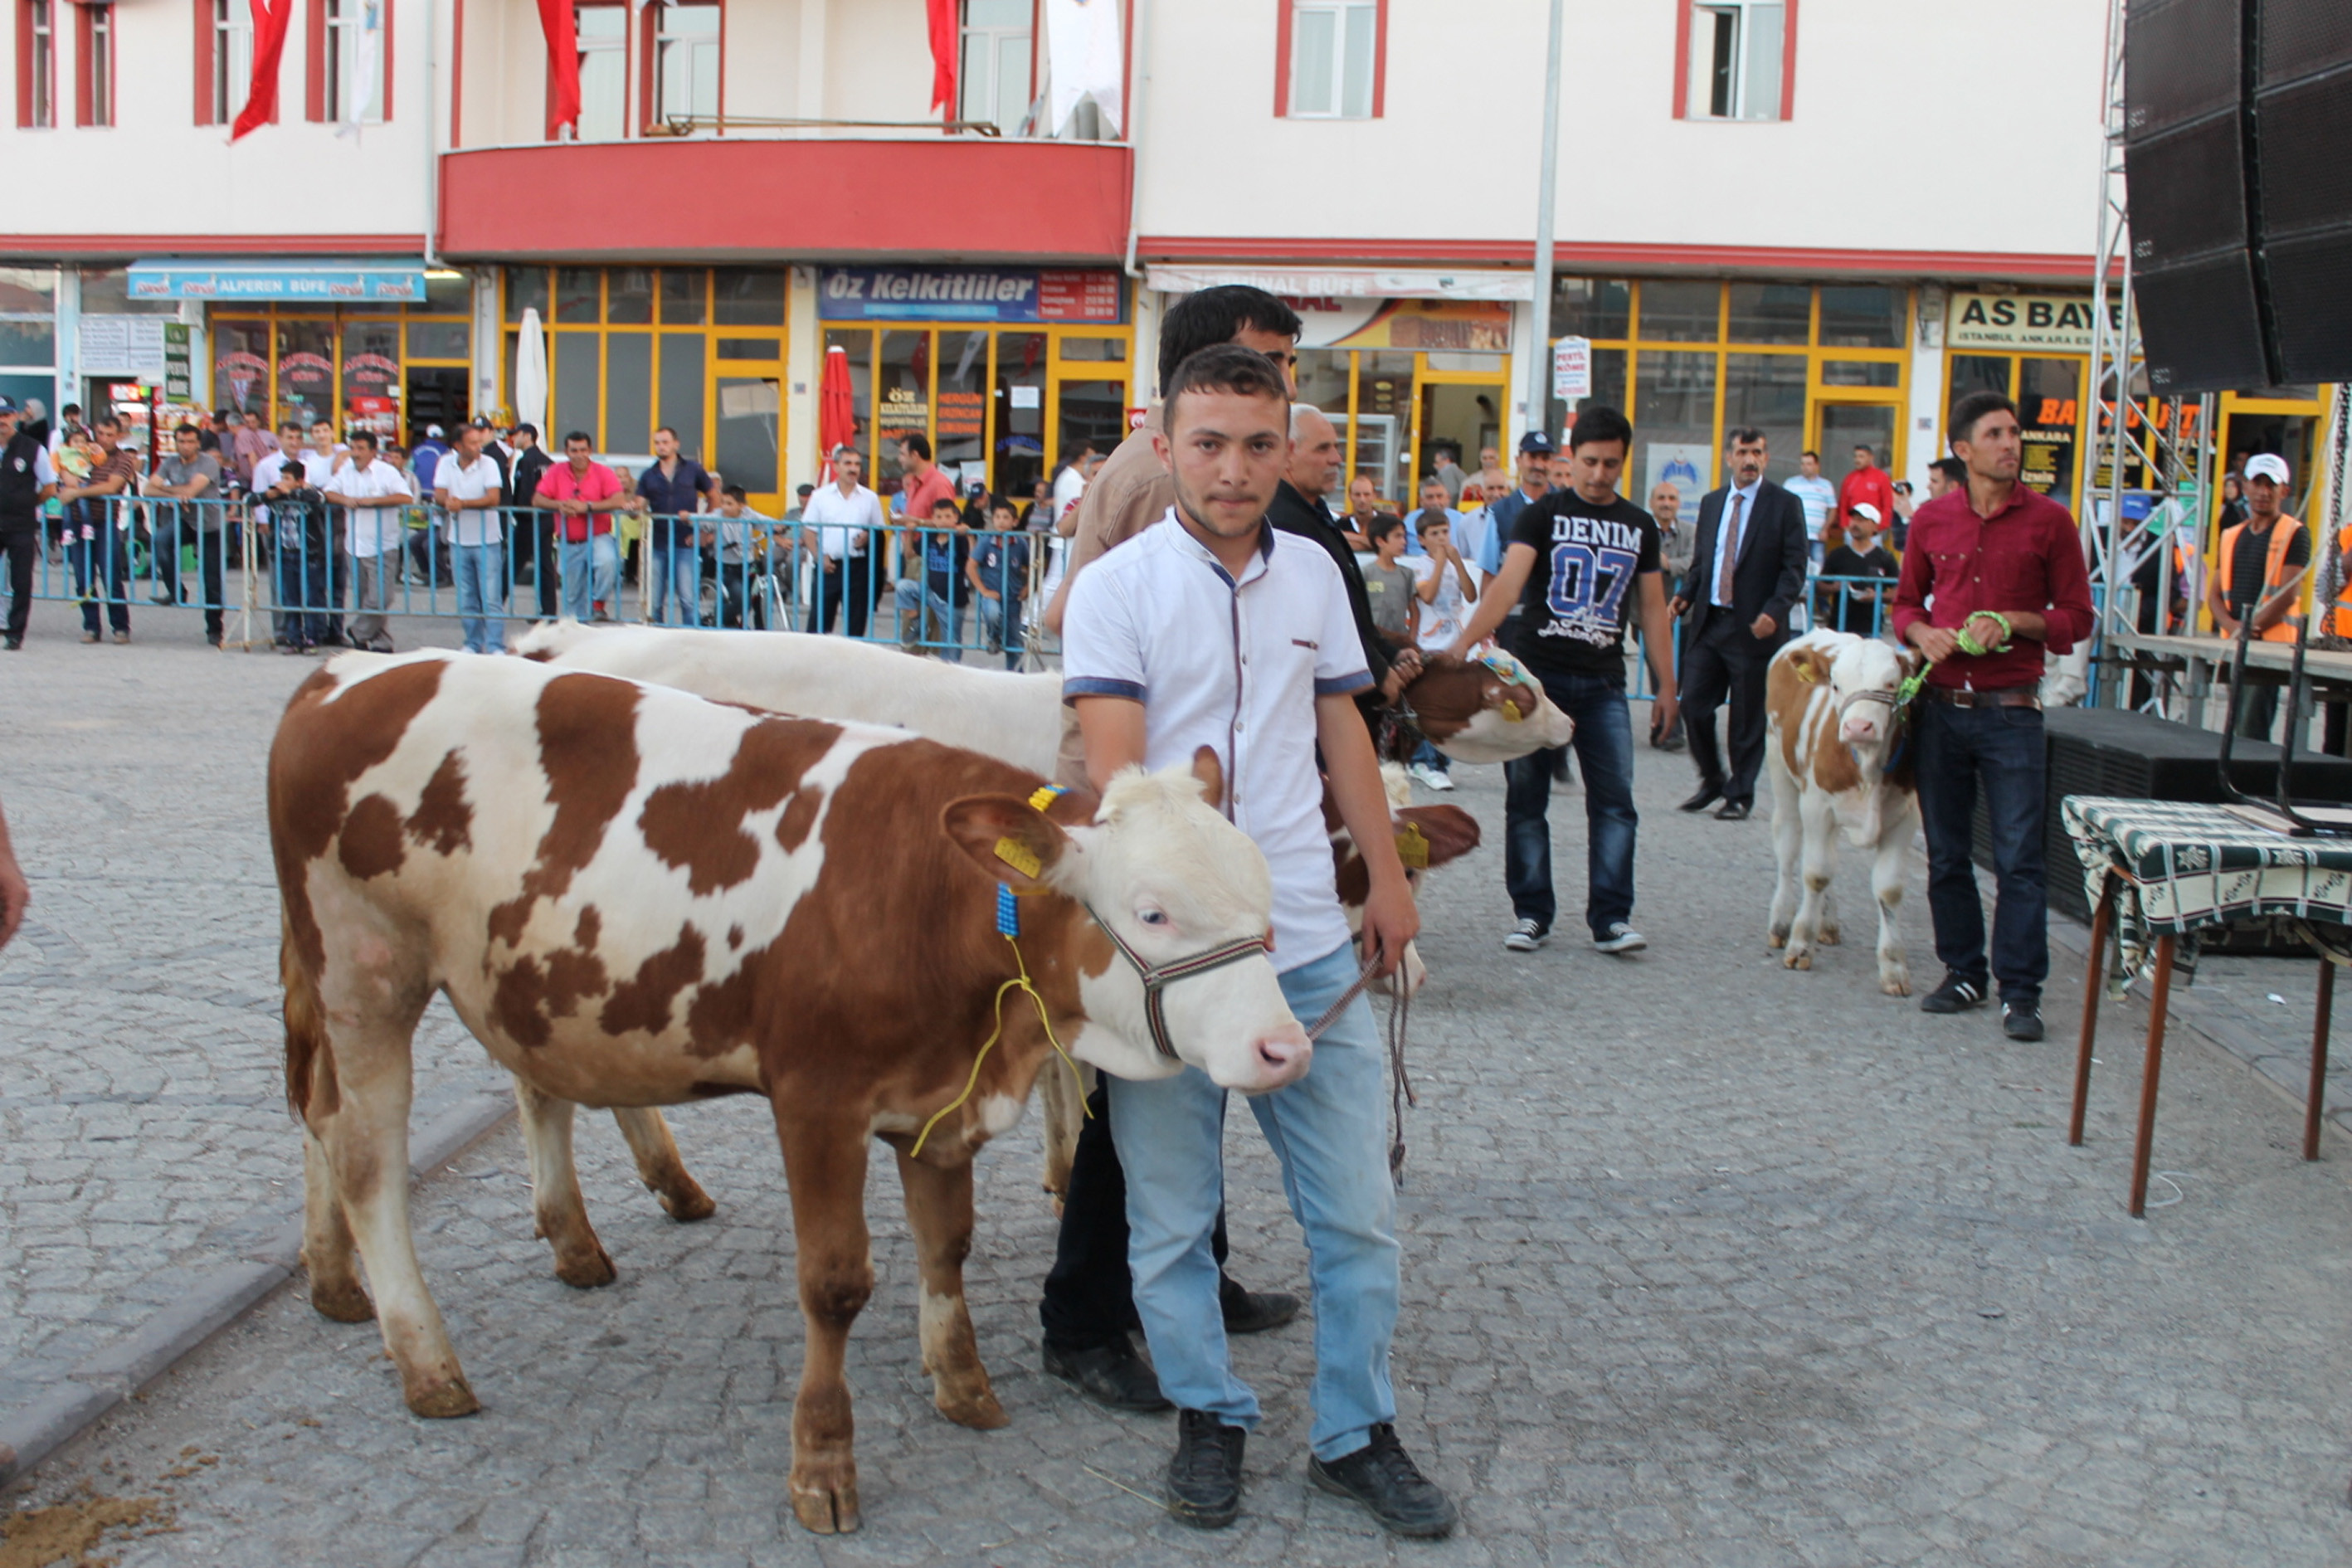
[1670,427,1809,820]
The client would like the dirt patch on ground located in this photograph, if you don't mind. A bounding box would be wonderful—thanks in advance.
[0,1486,176,1568]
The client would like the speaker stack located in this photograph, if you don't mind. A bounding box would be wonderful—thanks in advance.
[2125,0,2352,392]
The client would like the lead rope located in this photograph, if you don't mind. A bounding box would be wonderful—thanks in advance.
[1299,949,1419,1181]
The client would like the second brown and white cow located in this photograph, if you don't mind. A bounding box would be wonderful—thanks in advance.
[270,650,1305,1533]
[1763,631,1922,996]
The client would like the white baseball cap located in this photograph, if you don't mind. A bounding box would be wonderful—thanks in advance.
[426,424,446,439]
[2243,453,2290,485]
[1849,502,1882,525]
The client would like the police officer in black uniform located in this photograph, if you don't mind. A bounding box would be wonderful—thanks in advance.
[0,396,59,650]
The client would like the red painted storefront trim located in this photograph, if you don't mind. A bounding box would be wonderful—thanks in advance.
[439,139,1133,260]
[0,233,428,256]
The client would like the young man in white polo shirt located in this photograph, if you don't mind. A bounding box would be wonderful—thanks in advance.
[436,422,507,654]
[324,431,414,654]
[1061,343,1456,1537]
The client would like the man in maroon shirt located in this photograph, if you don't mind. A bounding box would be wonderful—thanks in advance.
[1889,390,2096,1043]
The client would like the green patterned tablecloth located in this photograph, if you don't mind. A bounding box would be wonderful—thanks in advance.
[2061,796,2352,989]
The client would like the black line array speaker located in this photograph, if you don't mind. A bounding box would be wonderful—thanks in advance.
[2123,0,2352,392]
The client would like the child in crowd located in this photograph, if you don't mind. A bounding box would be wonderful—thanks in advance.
[1361,513,1418,646]
[894,494,971,660]
[967,494,1033,670]
[1404,514,1483,790]
[711,484,772,629]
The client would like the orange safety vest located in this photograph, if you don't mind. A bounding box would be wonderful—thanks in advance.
[2218,514,2305,643]
[2331,523,2352,638]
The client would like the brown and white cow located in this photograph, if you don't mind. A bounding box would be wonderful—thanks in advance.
[1763,631,1922,996]
[270,650,1305,1533]
[517,620,1500,1200]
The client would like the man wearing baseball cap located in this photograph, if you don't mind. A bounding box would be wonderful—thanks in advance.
[1479,431,1556,577]
[0,397,59,650]
[2204,450,2307,740]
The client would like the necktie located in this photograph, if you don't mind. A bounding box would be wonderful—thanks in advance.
[1715,492,1745,606]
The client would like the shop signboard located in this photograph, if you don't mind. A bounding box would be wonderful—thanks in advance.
[818,267,1125,324]
[1288,298,1512,353]
[163,324,192,402]
[1946,292,2116,353]
[78,315,170,376]
[1552,337,1592,400]
[125,261,426,302]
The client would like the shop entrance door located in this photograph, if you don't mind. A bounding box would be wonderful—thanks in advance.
[1415,374,1507,506]
[1045,372,1127,494]
[1813,400,1899,549]
[405,367,467,447]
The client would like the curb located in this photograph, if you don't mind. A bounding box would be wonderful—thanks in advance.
[0,1088,516,1492]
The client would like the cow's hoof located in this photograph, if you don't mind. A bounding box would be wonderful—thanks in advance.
[555,1244,618,1289]
[657,1179,718,1223]
[404,1376,481,1419]
[1766,927,1789,949]
[937,1378,1010,1430]
[790,1466,861,1535]
[309,1282,374,1323]
[1784,948,1813,971]
[1818,928,1843,946]
[1882,975,1912,997]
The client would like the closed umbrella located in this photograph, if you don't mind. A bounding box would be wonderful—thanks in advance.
[514,308,548,438]
[818,344,855,482]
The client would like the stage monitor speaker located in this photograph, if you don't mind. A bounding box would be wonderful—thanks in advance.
[2252,56,2352,382]
[2125,0,2244,141]
[2138,251,2272,394]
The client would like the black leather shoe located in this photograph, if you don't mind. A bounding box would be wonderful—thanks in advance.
[1166,1409,1246,1528]
[1714,800,1752,821]
[1678,783,1724,813]
[1043,1337,1173,1414]
[1220,1285,1300,1336]
[2004,1003,2046,1041]
[1919,972,1989,1014]
[1308,1424,1458,1538]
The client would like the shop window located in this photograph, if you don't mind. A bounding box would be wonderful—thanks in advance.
[18,0,56,128]
[1818,285,1904,348]
[0,266,56,368]
[504,265,550,324]
[406,321,470,360]
[646,1,717,130]
[553,333,600,443]
[660,270,704,325]
[1819,359,1900,388]
[314,0,388,124]
[213,320,272,417]
[423,269,471,314]
[76,2,113,127]
[1639,280,1721,343]
[605,332,652,451]
[959,0,1030,133]
[556,267,602,324]
[1281,0,1382,120]
[1551,277,1632,342]
[1634,350,1718,503]
[1726,282,1809,345]
[80,267,177,316]
[607,268,655,325]
[1682,0,1786,123]
[1721,353,1807,482]
[659,335,704,448]
[713,268,786,326]
[573,2,628,141]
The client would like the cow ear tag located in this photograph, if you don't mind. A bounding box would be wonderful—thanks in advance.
[1396,823,1431,870]
[994,837,1043,879]
[1501,699,1524,722]
[1793,659,1819,684]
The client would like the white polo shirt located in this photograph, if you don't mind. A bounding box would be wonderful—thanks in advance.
[329,456,414,558]
[436,451,504,546]
[1061,508,1374,973]
[802,480,884,562]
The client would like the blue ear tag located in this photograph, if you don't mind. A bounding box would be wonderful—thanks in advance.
[996,882,1020,938]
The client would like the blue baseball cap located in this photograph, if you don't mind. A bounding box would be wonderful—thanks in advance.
[1517,431,1555,455]
[0,397,18,415]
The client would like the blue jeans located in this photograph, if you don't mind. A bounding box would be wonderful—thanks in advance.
[1113,942,1398,1461]
[273,532,330,645]
[1502,670,1638,938]
[71,507,129,635]
[560,534,619,621]
[1915,697,2048,1003]
[646,537,702,626]
[453,542,505,654]
[893,578,965,661]
[976,592,1024,670]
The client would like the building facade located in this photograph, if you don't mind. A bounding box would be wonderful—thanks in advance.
[1,0,2320,517]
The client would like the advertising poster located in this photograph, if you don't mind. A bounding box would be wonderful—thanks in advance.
[1644,443,1712,511]
[1289,298,1512,352]
[818,267,1125,324]
[280,352,334,425]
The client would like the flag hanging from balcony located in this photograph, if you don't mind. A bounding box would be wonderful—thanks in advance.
[229,0,293,142]
[540,0,582,137]
[926,0,957,117]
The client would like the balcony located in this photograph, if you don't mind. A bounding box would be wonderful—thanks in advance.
[437,136,1132,264]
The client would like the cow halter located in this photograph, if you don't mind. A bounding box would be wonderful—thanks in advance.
[1082,900,1273,1062]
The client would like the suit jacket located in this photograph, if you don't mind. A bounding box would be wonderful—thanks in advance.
[1678,480,1809,643]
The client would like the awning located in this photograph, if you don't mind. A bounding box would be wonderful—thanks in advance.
[1142,265,1532,303]
[125,259,429,303]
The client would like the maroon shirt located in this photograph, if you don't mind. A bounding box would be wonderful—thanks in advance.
[1889,485,2096,692]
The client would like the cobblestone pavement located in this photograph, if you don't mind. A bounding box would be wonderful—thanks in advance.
[7,613,2352,1565]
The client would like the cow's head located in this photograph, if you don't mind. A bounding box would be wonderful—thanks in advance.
[1790,635,1917,749]
[942,752,1308,1093]
[1407,650,1574,763]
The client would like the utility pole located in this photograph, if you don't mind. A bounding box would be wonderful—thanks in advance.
[1524,0,1565,439]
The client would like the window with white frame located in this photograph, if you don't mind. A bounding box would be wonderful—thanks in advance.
[212,0,251,126]
[958,0,1031,133]
[27,0,56,127]
[1686,1,1785,121]
[650,2,718,128]
[81,2,113,126]
[573,2,626,140]
[325,0,387,124]
[1288,0,1376,119]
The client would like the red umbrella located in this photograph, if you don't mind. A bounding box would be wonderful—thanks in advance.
[819,345,855,483]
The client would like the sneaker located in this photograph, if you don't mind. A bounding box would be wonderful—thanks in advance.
[1503,918,1546,952]
[1919,972,1988,1014]
[2,637,19,650]
[80,631,99,644]
[2003,1003,2045,1042]
[1593,923,1648,955]
[1423,767,1454,791]
[1307,1424,1458,1538]
[1042,1337,1173,1414]
[1165,1409,1245,1529]
[1405,762,1454,791]
[110,631,129,645]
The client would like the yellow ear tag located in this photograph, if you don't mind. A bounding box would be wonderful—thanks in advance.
[1395,822,1431,870]
[1027,786,1064,811]
[1502,699,1525,723]
[1793,660,1819,684]
[994,836,1043,879]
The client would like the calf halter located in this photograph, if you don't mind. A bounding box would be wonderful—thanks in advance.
[1082,900,1273,1062]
